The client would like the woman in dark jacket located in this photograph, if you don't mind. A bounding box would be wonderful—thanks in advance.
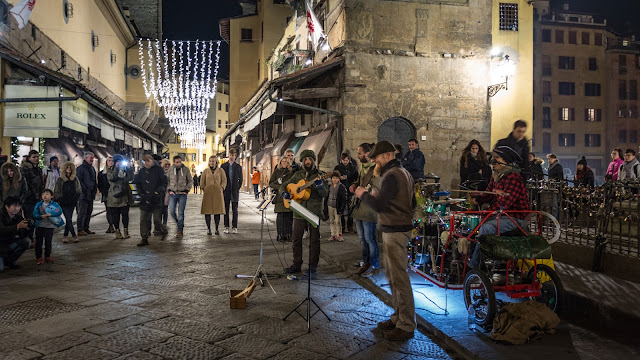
[0,162,28,209]
[269,157,294,242]
[98,157,114,233]
[53,162,82,243]
[459,139,491,190]
[528,153,545,181]
[107,154,134,240]
[575,157,595,187]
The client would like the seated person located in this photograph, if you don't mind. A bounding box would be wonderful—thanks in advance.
[469,146,530,268]
[0,196,31,271]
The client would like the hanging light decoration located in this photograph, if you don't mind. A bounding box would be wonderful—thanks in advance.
[138,39,221,148]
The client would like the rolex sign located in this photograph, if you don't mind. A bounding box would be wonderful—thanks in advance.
[3,85,60,138]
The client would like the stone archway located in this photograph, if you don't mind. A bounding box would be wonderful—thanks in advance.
[377,117,416,150]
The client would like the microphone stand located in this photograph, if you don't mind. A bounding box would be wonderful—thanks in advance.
[235,194,280,291]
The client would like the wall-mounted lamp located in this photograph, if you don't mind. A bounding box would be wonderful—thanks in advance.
[488,55,516,98]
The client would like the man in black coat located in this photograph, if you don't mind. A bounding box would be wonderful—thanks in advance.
[221,148,243,233]
[334,153,358,233]
[76,152,97,236]
[402,138,425,181]
[135,154,168,246]
[0,196,31,271]
[546,154,564,181]
[494,120,530,171]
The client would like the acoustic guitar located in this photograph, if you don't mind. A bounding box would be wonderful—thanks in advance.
[283,173,330,208]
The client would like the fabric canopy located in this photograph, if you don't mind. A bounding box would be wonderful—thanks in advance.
[295,128,334,164]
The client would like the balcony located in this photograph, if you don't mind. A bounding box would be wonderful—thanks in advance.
[272,50,312,77]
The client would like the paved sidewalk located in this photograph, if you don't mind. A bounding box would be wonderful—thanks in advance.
[249,191,640,360]
[0,193,456,360]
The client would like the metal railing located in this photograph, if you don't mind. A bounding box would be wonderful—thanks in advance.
[527,180,640,269]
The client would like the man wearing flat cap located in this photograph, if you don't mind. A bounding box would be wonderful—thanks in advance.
[354,140,417,341]
[469,145,530,268]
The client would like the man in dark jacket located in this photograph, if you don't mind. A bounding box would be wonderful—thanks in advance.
[546,154,564,181]
[334,152,358,233]
[285,149,300,172]
[135,154,167,246]
[20,150,44,239]
[402,138,425,181]
[0,196,31,271]
[280,149,328,277]
[76,152,97,236]
[528,153,544,181]
[355,141,416,341]
[494,120,530,171]
[221,149,243,233]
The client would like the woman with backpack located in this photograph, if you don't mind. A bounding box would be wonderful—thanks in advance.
[53,161,82,243]
[107,154,134,240]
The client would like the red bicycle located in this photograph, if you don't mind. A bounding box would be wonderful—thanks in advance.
[409,209,564,327]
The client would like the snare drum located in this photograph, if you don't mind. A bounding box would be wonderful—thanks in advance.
[461,215,482,231]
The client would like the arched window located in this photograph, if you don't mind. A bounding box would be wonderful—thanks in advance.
[377,117,416,150]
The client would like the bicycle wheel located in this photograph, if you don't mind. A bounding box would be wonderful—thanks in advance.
[527,264,565,314]
[463,270,497,327]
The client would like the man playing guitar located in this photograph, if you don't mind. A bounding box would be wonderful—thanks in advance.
[280,149,328,277]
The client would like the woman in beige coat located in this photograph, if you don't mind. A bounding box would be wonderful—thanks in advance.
[200,156,227,235]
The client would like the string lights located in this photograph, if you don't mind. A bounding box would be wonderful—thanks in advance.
[138,39,221,148]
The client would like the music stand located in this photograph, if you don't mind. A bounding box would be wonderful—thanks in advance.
[235,194,280,292]
[283,201,331,332]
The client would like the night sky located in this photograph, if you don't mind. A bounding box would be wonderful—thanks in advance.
[162,0,242,79]
[161,0,640,80]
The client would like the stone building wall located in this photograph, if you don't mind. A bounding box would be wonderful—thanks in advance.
[340,0,493,188]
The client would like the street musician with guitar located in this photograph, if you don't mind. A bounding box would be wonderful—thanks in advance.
[279,149,328,277]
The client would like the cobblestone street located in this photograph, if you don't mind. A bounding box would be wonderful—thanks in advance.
[0,193,455,360]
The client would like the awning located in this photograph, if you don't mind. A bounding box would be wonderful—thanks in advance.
[261,100,277,121]
[88,107,102,129]
[114,127,125,141]
[244,110,261,133]
[3,85,60,138]
[256,146,273,169]
[271,133,295,156]
[61,88,89,134]
[44,138,85,164]
[295,128,334,164]
[288,136,306,157]
[125,132,133,146]
[101,120,116,141]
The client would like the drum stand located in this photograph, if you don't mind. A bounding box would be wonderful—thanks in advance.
[283,222,331,333]
[235,196,280,292]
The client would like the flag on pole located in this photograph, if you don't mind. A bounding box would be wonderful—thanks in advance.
[305,0,330,52]
[10,0,37,29]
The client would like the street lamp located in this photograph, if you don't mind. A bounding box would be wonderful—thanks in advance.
[488,55,516,99]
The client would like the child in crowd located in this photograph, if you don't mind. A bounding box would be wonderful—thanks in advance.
[326,171,347,242]
[33,189,64,264]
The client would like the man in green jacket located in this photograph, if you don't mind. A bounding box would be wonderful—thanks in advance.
[280,149,328,277]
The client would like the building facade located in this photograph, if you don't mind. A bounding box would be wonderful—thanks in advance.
[222,0,505,188]
[0,0,166,171]
[606,37,640,156]
[532,1,611,180]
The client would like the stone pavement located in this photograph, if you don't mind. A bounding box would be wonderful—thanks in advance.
[0,193,456,360]
[284,196,639,360]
